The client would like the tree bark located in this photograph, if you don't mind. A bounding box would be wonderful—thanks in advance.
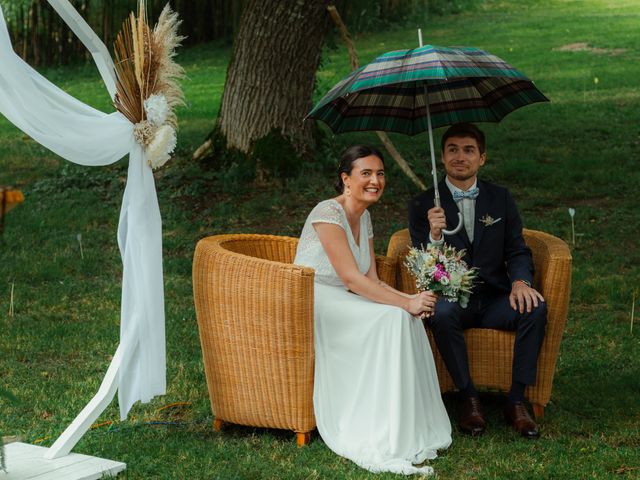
[215,0,331,156]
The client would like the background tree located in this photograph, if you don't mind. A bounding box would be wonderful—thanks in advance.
[194,0,332,177]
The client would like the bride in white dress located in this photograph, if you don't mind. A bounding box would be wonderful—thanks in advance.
[294,145,452,475]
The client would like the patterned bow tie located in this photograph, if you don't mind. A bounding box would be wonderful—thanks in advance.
[452,187,479,202]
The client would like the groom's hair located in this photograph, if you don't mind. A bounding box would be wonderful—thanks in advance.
[335,145,385,194]
[441,123,486,154]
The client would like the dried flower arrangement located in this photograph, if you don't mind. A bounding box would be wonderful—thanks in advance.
[113,1,185,170]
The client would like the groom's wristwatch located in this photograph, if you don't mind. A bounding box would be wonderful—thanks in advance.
[513,279,531,288]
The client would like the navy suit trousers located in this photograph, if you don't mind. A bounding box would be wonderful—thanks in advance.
[427,293,547,390]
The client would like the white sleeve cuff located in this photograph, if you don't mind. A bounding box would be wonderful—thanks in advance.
[429,232,444,246]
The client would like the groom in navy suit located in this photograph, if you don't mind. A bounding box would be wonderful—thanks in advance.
[408,123,547,439]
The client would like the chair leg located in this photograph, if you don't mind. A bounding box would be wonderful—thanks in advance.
[213,418,225,432]
[532,403,544,420]
[296,431,311,447]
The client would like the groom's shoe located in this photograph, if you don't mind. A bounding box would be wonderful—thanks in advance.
[458,396,486,436]
[505,401,540,439]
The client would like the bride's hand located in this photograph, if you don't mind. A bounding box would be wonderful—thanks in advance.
[407,291,437,317]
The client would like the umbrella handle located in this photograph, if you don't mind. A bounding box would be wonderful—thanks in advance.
[442,213,464,236]
[434,194,464,236]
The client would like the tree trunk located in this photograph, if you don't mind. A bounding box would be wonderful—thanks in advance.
[214,0,331,157]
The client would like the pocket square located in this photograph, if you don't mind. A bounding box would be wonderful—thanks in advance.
[480,214,502,227]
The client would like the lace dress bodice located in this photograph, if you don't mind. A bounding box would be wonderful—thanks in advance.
[294,199,374,287]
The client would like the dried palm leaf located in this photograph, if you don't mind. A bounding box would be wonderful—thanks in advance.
[113,1,184,128]
[113,6,147,124]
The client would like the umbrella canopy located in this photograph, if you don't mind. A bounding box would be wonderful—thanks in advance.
[307,43,549,235]
[307,45,549,135]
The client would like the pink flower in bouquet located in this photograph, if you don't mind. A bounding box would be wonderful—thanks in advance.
[434,264,450,284]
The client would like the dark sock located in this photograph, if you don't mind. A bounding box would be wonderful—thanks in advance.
[462,382,478,398]
[508,381,527,403]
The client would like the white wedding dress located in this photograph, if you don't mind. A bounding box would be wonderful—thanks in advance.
[294,199,452,476]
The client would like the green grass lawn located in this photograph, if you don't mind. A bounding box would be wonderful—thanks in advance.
[1,0,639,478]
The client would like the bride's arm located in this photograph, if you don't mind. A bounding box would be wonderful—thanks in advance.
[364,239,414,299]
[314,223,435,316]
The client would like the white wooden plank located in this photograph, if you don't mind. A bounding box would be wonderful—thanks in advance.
[2,443,126,480]
[45,345,121,459]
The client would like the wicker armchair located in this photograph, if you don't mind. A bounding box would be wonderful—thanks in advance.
[387,228,571,418]
[193,233,396,445]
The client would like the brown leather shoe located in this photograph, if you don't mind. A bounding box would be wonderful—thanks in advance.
[504,401,540,439]
[458,396,486,436]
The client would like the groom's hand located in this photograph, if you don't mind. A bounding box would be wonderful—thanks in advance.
[510,280,545,314]
[427,207,446,241]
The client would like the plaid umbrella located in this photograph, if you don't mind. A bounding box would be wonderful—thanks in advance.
[308,45,548,135]
[307,44,549,234]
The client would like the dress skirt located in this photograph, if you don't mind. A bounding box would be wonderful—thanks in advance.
[313,283,452,476]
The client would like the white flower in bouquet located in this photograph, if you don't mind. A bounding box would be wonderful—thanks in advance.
[424,253,436,269]
[146,124,176,170]
[404,244,478,308]
[144,94,170,126]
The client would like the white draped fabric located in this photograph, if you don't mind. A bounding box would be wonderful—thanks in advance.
[0,6,165,419]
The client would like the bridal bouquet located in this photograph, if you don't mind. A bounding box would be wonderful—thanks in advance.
[404,244,477,308]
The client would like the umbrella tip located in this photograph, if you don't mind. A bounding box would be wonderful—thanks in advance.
[418,29,423,48]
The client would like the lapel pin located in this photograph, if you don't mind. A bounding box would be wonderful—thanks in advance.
[480,214,502,227]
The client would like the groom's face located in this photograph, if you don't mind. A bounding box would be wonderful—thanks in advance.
[441,135,486,183]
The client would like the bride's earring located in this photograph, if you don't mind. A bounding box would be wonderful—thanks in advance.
[345,185,351,196]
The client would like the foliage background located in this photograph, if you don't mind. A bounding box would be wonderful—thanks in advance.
[0,0,483,65]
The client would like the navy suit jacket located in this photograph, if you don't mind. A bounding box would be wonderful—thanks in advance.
[408,179,533,295]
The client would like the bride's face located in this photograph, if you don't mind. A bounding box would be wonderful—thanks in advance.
[342,154,385,205]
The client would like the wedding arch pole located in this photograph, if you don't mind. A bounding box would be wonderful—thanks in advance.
[42,0,135,460]
[45,346,122,459]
